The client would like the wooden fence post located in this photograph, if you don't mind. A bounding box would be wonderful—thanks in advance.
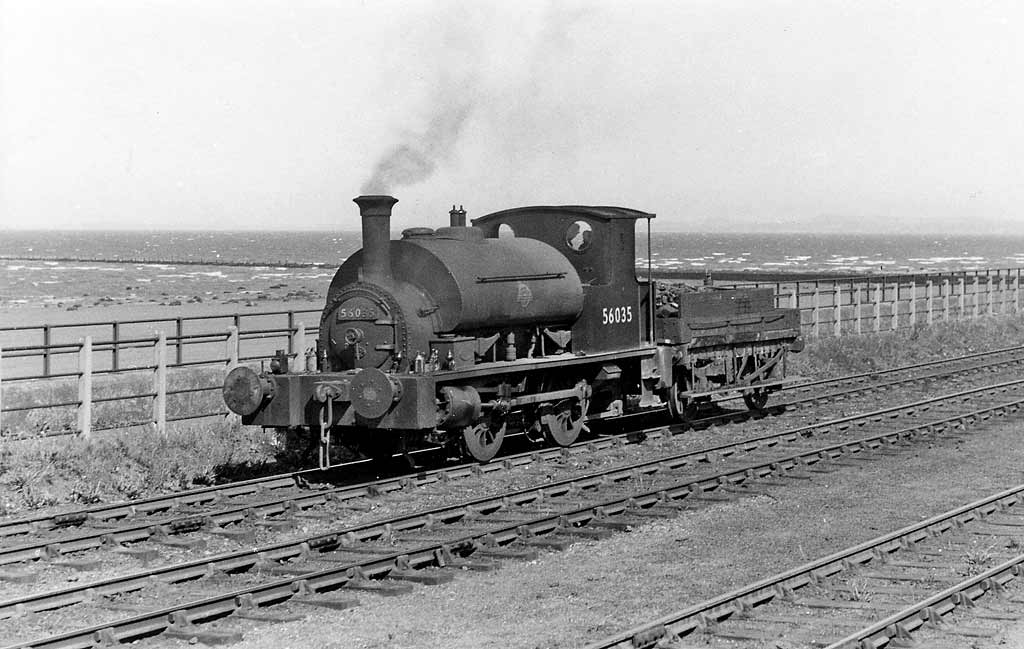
[833,284,842,337]
[153,332,167,435]
[78,336,92,439]
[943,278,950,320]
[291,322,306,372]
[874,283,882,333]
[0,344,4,434]
[926,280,933,326]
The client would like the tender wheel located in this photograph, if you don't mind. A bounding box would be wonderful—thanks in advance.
[462,415,507,462]
[541,394,589,447]
[665,382,699,422]
[742,387,769,411]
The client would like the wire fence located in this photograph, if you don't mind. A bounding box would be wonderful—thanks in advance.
[3,268,1023,437]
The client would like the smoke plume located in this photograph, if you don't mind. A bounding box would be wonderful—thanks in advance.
[360,102,472,194]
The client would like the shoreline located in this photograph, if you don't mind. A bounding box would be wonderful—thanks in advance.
[0,299,326,329]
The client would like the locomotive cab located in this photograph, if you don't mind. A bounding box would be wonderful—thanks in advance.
[473,206,654,354]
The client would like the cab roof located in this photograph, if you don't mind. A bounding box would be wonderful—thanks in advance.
[473,205,655,225]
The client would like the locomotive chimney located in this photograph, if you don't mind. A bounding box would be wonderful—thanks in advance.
[353,195,398,285]
[449,204,467,227]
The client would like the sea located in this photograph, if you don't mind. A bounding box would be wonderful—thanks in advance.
[3,230,1024,310]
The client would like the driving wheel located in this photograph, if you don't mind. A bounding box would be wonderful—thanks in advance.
[462,414,507,462]
[541,393,589,447]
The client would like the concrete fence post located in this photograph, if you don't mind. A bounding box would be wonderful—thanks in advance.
[112,321,121,371]
[1011,268,1019,311]
[959,277,966,319]
[0,344,4,434]
[225,326,241,424]
[153,331,167,435]
[78,336,93,439]
[926,280,933,326]
[291,322,306,372]
[813,287,821,337]
[226,325,240,370]
[42,324,52,377]
[988,275,994,316]
[855,284,863,335]
[874,283,882,333]
[973,276,981,318]
[891,280,899,331]
[833,284,842,337]
[997,274,1005,314]
[943,278,950,321]
[908,279,916,327]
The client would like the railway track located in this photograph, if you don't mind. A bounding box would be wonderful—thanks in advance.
[2,352,1023,574]
[4,343,1024,549]
[585,483,1024,649]
[4,376,1024,647]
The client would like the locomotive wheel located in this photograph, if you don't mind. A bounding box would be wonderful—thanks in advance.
[541,396,588,447]
[665,382,699,422]
[742,387,770,411]
[360,435,398,463]
[462,415,507,462]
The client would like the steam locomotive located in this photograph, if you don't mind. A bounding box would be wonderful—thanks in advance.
[223,195,803,467]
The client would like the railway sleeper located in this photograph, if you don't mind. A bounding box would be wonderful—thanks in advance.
[208,526,258,546]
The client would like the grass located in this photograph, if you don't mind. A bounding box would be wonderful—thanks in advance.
[788,314,1024,379]
[2,314,1024,516]
[0,420,282,515]
[1,365,229,437]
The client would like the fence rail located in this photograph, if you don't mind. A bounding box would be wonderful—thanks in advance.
[0,308,320,381]
[727,268,1023,337]
[3,268,1024,437]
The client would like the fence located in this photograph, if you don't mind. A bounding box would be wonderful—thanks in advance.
[0,308,320,381]
[725,268,1023,338]
[0,321,314,438]
[3,268,1024,437]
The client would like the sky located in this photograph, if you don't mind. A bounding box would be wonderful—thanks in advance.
[1,0,1023,233]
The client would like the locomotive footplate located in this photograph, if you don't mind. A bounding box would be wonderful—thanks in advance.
[227,368,437,430]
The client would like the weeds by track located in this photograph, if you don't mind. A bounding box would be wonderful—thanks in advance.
[4,376,1024,648]
[4,343,1024,547]
[586,483,1024,649]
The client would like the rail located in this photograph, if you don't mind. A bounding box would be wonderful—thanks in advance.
[3,268,1024,438]
[0,307,320,379]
